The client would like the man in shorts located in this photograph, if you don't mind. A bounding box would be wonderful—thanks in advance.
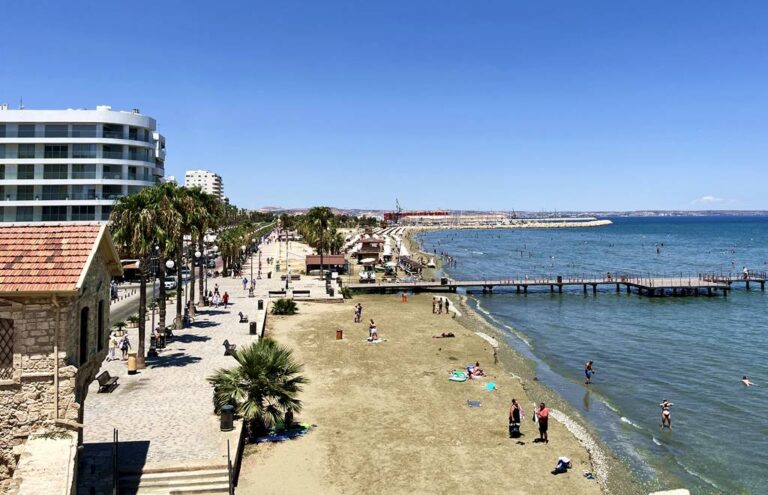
[536,402,549,443]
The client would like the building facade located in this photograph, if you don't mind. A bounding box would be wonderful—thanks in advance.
[0,105,165,223]
[0,223,122,493]
[184,169,223,201]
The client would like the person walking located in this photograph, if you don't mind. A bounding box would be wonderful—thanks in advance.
[584,360,595,384]
[223,291,229,308]
[535,402,549,443]
[108,332,119,361]
[119,334,131,360]
[445,299,450,315]
[242,277,248,290]
[508,399,524,438]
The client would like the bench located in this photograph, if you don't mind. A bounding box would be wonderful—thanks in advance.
[96,371,119,393]
[268,290,287,298]
[238,312,249,323]
[293,289,311,298]
[279,274,301,281]
[222,339,237,356]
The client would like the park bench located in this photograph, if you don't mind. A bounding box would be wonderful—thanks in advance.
[279,274,301,281]
[238,312,249,323]
[96,371,119,393]
[222,339,237,356]
[268,290,286,298]
[293,289,311,298]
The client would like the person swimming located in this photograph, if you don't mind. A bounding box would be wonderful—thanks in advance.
[742,376,754,387]
[660,399,673,430]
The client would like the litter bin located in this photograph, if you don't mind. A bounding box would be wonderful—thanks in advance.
[557,275,563,284]
[220,405,234,431]
[336,329,343,340]
[258,299,264,310]
[267,272,272,279]
[441,277,448,285]
[127,351,138,375]
[249,321,257,335]
[328,287,335,297]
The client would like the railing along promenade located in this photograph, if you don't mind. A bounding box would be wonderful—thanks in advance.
[345,271,767,297]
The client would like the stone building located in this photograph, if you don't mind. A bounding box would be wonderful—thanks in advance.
[0,223,122,493]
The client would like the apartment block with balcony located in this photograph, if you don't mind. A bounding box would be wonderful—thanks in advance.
[184,169,224,201]
[0,105,166,222]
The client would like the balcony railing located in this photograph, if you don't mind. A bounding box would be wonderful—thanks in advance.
[103,131,124,139]
[103,151,124,159]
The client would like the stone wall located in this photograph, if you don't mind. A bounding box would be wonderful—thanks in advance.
[0,254,112,493]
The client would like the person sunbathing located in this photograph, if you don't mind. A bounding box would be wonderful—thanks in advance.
[432,332,455,338]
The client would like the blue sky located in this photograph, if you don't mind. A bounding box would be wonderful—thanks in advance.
[2,1,767,211]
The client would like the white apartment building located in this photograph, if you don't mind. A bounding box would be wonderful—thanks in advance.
[184,169,223,201]
[0,105,165,222]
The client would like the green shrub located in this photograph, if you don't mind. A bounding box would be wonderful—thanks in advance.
[126,314,140,325]
[271,298,298,315]
[340,287,352,299]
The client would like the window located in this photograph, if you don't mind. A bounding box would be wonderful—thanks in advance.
[0,318,13,380]
[43,164,68,180]
[71,185,96,200]
[102,145,123,159]
[17,144,35,159]
[17,125,35,137]
[103,124,123,139]
[42,205,68,221]
[0,124,5,138]
[128,166,137,180]
[79,307,89,365]
[44,145,68,159]
[103,165,122,179]
[73,144,97,159]
[102,185,123,199]
[42,185,68,200]
[0,165,4,180]
[72,164,96,179]
[97,301,105,351]
[45,124,68,137]
[71,205,95,221]
[101,205,112,221]
[16,206,33,221]
[17,165,35,180]
[129,147,149,161]
[0,144,5,159]
[72,124,96,138]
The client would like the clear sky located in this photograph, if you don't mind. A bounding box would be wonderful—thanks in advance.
[2,1,767,211]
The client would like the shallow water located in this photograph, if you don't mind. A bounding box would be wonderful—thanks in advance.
[418,217,768,495]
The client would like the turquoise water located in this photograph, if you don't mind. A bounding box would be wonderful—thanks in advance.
[418,217,768,495]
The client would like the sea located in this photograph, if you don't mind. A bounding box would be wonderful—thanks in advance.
[416,217,768,495]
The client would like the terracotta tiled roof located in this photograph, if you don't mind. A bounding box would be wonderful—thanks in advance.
[0,224,104,293]
[305,255,347,265]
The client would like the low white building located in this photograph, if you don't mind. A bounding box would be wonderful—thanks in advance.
[0,105,165,222]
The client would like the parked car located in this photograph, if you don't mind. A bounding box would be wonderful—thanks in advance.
[163,277,177,290]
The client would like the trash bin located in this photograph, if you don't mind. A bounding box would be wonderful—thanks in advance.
[127,351,138,375]
[267,272,272,279]
[249,321,257,335]
[220,405,234,432]
[441,277,448,285]
[328,287,335,297]
[258,299,264,310]
[336,329,343,340]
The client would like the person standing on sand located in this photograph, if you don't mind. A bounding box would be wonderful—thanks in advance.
[445,299,450,315]
[432,297,437,314]
[584,360,595,384]
[536,402,549,443]
[438,298,443,314]
[660,399,673,430]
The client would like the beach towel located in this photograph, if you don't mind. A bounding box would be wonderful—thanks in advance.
[485,382,496,391]
[467,400,482,408]
[449,370,468,382]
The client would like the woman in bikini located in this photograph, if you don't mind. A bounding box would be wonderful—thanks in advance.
[660,399,673,430]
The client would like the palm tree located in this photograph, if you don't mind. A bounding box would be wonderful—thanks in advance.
[109,190,163,369]
[300,207,335,278]
[208,338,308,434]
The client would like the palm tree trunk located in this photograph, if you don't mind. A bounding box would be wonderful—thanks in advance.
[189,235,196,317]
[198,238,205,304]
[175,243,183,330]
[158,258,167,330]
[137,257,148,369]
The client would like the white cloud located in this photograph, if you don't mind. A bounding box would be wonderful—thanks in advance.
[691,195,724,205]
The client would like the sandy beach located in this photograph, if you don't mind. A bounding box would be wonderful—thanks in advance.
[238,293,603,494]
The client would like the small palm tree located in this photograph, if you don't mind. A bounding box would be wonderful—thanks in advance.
[208,338,308,435]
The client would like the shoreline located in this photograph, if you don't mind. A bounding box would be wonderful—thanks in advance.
[406,232,645,495]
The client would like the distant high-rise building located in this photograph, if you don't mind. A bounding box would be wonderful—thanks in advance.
[0,105,165,222]
[184,169,223,201]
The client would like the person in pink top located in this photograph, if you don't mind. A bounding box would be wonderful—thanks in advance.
[536,402,549,443]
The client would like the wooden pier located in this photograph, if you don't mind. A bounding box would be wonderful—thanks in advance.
[346,272,767,298]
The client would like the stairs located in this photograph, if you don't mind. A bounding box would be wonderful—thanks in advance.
[118,466,231,495]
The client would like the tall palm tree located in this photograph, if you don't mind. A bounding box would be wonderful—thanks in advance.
[301,207,335,278]
[109,190,163,369]
[208,338,307,434]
